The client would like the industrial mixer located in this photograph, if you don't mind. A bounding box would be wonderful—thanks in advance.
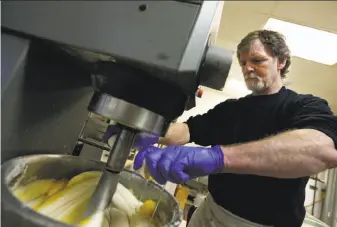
[1,1,233,226]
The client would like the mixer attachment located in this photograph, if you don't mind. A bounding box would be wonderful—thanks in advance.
[84,127,137,218]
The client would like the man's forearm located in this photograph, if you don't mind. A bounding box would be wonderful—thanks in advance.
[221,129,337,178]
[158,123,190,146]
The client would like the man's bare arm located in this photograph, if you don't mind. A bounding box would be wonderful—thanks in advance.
[221,129,337,178]
[158,123,190,146]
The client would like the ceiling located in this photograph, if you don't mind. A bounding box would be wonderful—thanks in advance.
[216,1,337,112]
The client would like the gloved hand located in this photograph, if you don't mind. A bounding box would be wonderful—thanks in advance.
[103,124,159,149]
[133,145,224,184]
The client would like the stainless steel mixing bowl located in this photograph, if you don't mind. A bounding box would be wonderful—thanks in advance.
[1,154,183,227]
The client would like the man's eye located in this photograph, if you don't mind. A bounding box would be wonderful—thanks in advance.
[252,59,263,64]
[240,61,246,66]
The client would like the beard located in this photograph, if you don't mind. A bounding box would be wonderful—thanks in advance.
[244,74,266,94]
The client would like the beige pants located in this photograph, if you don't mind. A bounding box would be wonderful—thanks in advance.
[188,194,273,227]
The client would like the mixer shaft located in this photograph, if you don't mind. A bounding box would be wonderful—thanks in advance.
[85,127,136,218]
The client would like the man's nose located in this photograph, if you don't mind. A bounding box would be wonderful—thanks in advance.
[243,63,254,73]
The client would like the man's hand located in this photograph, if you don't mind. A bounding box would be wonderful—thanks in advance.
[133,145,224,184]
[103,125,159,149]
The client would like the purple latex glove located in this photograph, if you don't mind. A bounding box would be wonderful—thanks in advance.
[133,145,224,184]
[103,125,159,149]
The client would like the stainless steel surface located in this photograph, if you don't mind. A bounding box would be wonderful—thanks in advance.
[1,154,183,227]
[86,128,137,216]
[105,128,136,172]
[333,170,337,227]
[322,168,337,226]
[334,195,337,227]
[88,93,165,135]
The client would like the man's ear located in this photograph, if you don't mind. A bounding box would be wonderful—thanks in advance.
[277,57,287,70]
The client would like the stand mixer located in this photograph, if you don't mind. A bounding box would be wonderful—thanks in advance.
[2,1,233,225]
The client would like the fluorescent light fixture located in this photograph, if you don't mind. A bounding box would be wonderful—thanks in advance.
[264,18,337,66]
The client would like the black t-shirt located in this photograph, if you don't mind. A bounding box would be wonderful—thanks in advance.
[185,86,337,227]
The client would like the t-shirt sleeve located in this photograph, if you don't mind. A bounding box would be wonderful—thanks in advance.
[185,99,236,146]
[288,95,337,148]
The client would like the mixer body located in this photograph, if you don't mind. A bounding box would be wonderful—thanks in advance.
[2,0,233,162]
[1,1,233,225]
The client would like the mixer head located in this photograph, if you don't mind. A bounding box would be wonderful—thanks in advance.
[87,60,176,136]
[84,61,175,216]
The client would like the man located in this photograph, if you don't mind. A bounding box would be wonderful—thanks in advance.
[105,30,337,227]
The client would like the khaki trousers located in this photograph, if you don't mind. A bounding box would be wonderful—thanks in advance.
[188,194,273,227]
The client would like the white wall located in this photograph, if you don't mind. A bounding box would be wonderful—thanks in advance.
[176,86,231,147]
[286,58,337,113]
[177,86,231,123]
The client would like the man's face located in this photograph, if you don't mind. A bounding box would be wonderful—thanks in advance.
[238,39,284,94]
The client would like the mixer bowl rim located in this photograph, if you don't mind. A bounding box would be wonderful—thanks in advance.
[1,154,183,227]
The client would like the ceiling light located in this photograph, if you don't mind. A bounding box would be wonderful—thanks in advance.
[264,18,337,66]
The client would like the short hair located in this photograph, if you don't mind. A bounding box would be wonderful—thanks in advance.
[236,30,291,78]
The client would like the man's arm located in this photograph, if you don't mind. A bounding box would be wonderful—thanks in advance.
[221,95,337,178]
[158,100,236,146]
[134,96,337,183]
[221,129,337,178]
[158,123,190,146]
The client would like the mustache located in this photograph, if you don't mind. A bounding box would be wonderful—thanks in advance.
[244,74,259,80]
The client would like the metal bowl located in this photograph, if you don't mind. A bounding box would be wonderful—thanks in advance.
[1,154,183,227]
